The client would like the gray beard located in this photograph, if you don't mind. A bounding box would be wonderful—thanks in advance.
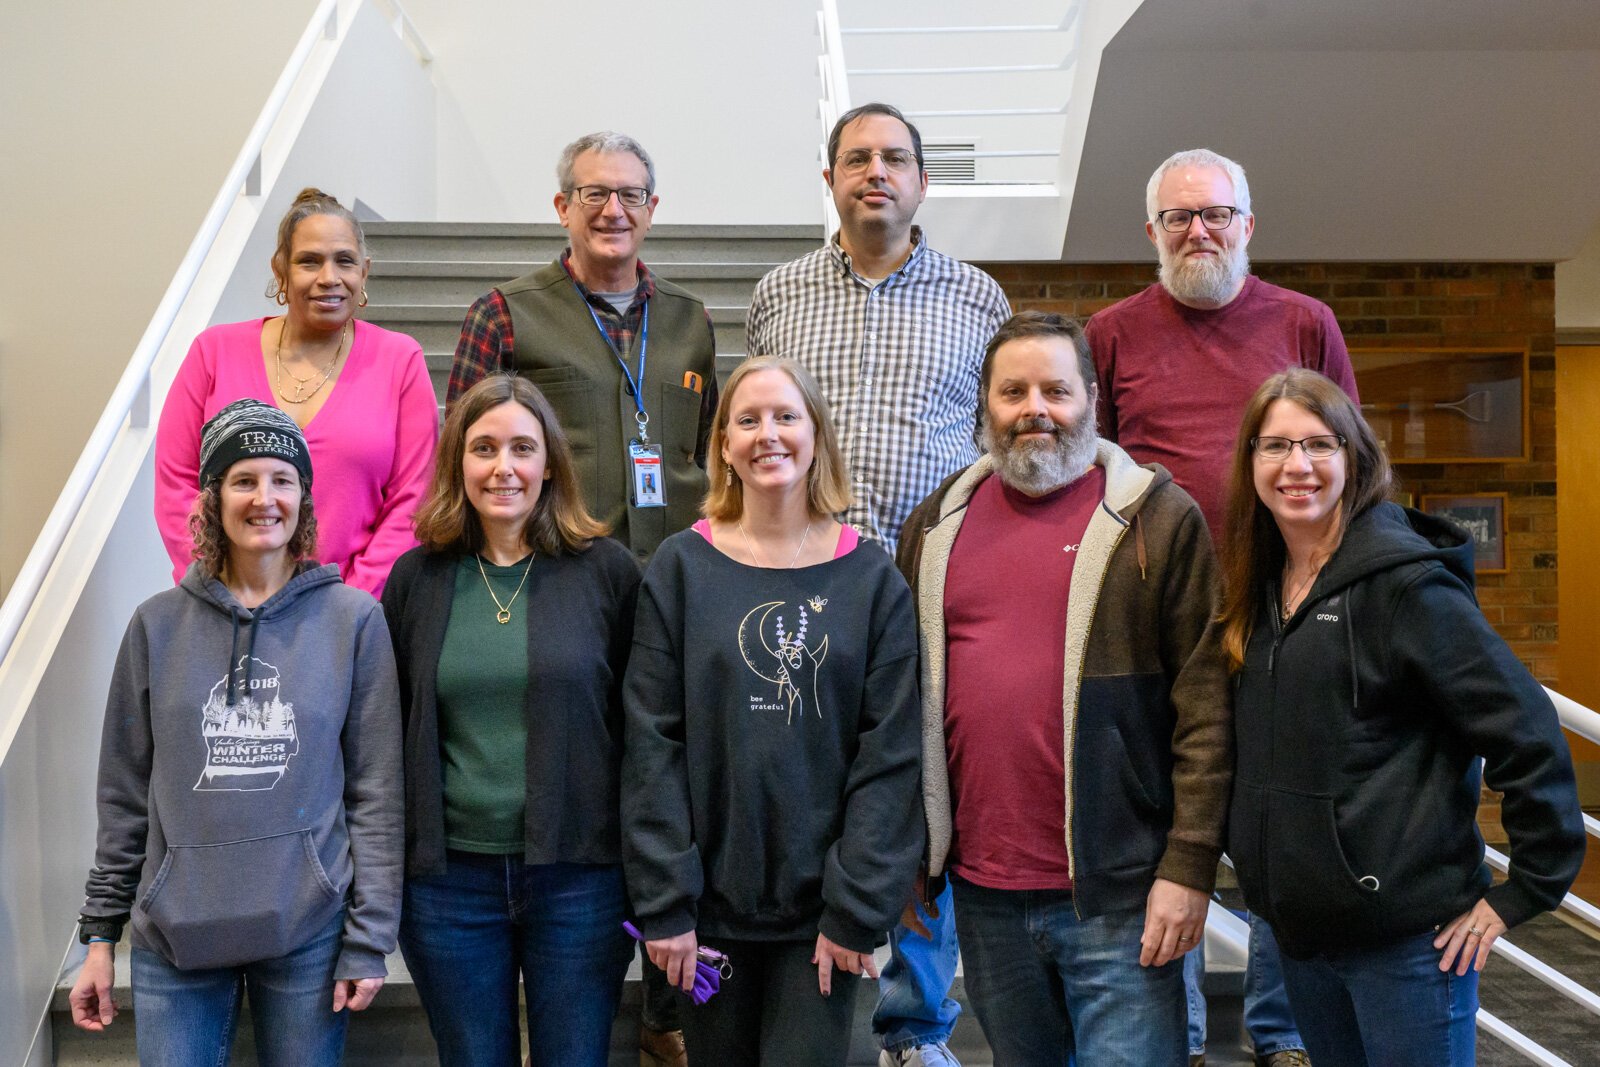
[982,412,1100,496]
[1158,241,1251,307]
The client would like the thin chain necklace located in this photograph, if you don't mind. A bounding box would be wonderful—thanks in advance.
[1281,556,1324,621]
[476,551,535,624]
[737,520,812,569]
[274,319,350,405]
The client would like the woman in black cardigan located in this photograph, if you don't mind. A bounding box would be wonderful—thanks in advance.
[381,374,640,1067]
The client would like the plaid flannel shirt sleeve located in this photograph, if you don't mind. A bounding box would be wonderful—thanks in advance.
[447,289,514,411]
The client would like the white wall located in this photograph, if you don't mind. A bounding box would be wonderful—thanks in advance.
[400,0,825,225]
[0,0,319,600]
[1557,217,1600,333]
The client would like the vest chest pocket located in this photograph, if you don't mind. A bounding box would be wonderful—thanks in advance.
[529,376,600,511]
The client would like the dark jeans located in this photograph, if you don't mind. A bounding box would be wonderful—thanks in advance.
[680,936,861,1066]
[1278,929,1479,1065]
[399,853,633,1067]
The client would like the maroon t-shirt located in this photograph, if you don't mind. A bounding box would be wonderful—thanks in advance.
[943,466,1105,890]
[1085,276,1358,536]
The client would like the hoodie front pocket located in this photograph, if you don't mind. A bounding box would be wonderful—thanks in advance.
[1266,790,1382,940]
[136,828,341,971]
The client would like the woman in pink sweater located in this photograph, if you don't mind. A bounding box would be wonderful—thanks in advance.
[156,189,438,597]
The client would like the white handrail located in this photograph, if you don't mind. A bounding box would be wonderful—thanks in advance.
[0,0,346,673]
[1550,686,1600,746]
[1478,1009,1573,1066]
[1492,936,1600,1020]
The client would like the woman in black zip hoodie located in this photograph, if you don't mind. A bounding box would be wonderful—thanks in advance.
[1217,369,1583,1064]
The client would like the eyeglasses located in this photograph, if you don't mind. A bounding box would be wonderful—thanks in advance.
[568,185,651,208]
[835,148,920,174]
[1154,206,1241,233]
[1250,435,1346,461]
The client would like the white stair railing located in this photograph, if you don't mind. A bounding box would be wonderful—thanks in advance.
[0,3,433,1061]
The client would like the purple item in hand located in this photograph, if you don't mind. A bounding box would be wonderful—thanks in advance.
[622,921,732,1005]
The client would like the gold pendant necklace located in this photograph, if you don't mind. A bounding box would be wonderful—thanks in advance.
[477,551,535,624]
[274,320,349,405]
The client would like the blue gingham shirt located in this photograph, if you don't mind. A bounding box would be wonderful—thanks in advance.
[746,228,1011,552]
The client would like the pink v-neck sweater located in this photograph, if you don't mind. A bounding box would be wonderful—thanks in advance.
[155,318,439,597]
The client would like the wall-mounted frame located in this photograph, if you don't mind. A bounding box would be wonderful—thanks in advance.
[1350,348,1528,464]
[1421,493,1508,573]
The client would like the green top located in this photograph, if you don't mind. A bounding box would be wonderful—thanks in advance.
[436,555,530,853]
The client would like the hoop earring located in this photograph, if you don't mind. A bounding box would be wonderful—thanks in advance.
[359,290,369,308]
[274,289,288,307]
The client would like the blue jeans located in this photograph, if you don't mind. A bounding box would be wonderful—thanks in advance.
[1277,930,1479,1065]
[131,908,347,1067]
[400,853,634,1067]
[872,878,962,1051]
[1183,911,1305,1056]
[952,877,1186,1066]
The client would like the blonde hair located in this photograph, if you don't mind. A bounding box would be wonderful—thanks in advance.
[703,357,851,522]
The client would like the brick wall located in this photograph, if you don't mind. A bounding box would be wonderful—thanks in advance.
[979,261,1559,683]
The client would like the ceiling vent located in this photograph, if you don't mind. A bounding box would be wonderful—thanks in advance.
[923,139,977,184]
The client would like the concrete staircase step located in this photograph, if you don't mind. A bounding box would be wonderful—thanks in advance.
[369,267,767,309]
[364,221,822,265]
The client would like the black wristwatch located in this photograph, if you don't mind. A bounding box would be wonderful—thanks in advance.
[77,916,125,945]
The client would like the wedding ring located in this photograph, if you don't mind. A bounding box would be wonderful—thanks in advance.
[1176,935,1193,942]
[1467,926,1484,937]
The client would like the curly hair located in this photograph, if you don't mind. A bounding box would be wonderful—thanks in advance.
[187,483,319,579]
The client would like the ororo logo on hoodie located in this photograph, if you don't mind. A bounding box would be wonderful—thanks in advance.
[195,656,299,791]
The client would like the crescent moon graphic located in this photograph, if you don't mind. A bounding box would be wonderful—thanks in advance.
[737,601,787,684]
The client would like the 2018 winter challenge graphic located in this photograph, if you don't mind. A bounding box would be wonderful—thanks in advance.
[195,656,298,791]
[737,599,830,724]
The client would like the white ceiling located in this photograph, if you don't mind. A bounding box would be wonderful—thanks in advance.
[1063,0,1600,261]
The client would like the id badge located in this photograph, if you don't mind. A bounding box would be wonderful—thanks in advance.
[630,441,666,508]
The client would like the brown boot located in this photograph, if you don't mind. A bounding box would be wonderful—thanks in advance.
[640,1025,688,1067]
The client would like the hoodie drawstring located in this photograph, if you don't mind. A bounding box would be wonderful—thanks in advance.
[224,609,260,706]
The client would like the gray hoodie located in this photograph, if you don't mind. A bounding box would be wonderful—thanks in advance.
[81,563,402,979]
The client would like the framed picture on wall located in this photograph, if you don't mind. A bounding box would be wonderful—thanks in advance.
[1421,493,1508,573]
[1350,348,1528,464]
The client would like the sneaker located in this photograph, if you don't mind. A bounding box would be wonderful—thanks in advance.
[1258,1051,1312,1067]
[879,1041,961,1067]
[639,1025,687,1067]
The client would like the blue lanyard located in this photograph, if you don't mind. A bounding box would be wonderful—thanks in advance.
[578,284,651,440]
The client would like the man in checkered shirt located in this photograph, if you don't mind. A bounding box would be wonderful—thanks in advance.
[747,102,1010,557]
[746,101,1010,1067]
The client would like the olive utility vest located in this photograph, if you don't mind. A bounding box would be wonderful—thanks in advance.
[499,261,715,562]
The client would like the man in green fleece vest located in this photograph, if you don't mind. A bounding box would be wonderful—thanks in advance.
[447,132,710,1064]
[448,131,718,566]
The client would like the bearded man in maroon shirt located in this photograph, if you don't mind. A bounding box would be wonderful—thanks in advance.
[1086,148,1347,1067]
[896,311,1230,1064]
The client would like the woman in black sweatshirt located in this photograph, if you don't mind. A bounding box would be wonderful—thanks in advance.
[1218,369,1584,1064]
[622,356,924,1065]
